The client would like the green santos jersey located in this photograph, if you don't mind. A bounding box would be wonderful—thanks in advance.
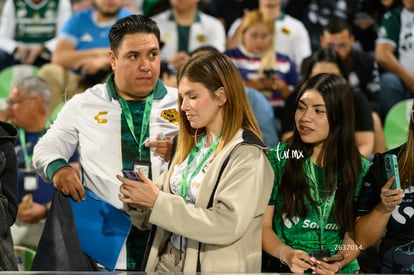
[13,0,59,44]
[267,143,370,273]
[377,6,414,74]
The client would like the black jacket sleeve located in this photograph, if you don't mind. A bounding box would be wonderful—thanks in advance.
[0,121,18,271]
[0,121,18,227]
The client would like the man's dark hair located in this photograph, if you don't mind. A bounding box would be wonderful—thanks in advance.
[109,14,161,55]
[301,47,348,80]
[323,16,352,34]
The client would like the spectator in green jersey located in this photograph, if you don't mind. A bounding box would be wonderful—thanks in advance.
[262,73,370,274]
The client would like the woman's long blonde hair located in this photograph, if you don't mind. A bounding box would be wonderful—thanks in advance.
[173,52,262,165]
[238,9,276,77]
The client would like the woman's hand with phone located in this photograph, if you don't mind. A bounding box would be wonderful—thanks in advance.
[310,254,344,275]
[380,176,404,212]
[319,254,344,263]
[117,169,159,209]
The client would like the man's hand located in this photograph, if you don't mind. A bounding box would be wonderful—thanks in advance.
[52,166,85,202]
[168,52,190,71]
[145,135,174,162]
[17,46,45,65]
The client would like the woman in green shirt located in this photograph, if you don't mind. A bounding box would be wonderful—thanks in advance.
[262,73,370,274]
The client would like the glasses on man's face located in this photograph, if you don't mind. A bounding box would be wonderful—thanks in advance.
[6,97,33,106]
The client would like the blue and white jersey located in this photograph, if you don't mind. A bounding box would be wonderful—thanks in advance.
[59,8,132,50]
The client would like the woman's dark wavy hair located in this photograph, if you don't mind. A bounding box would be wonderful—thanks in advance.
[279,73,362,232]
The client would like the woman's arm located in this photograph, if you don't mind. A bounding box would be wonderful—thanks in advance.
[119,168,169,230]
[311,232,359,275]
[127,145,271,245]
[262,205,314,273]
[354,176,404,249]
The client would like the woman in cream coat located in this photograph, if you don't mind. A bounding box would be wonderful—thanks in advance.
[118,52,274,272]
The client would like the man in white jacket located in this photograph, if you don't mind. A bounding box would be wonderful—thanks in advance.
[32,14,179,271]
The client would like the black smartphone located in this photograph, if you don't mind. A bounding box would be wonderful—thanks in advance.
[384,154,401,189]
[122,169,142,181]
[310,249,330,259]
[319,254,344,263]
[263,68,274,79]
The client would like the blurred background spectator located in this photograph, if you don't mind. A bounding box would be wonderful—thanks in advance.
[2,76,78,251]
[0,0,72,72]
[6,76,53,250]
[375,0,414,121]
[151,0,226,76]
[71,0,94,12]
[227,0,311,71]
[209,0,258,33]
[225,9,298,128]
[316,16,385,153]
[285,0,358,52]
[352,0,402,55]
[37,0,131,114]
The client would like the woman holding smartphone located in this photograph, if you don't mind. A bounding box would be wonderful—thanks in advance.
[262,73,371,274]
[354,103,412,273]
[117,51,274,272]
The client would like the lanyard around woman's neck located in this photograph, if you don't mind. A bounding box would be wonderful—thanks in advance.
[178,133,222,201]
[306,159,336,251]
[118,93,154,160]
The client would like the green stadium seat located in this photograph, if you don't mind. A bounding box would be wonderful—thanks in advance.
[14,245,36,271]
[0,65,39,98]
[384,99,414,150]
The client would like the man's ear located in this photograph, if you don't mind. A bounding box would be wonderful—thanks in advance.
[215,87,227,107]
[109,51,116,70]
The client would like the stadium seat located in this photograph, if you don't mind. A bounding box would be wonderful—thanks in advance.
[14,245,36,271]
[383,99,414,150]
[0,65,39,99]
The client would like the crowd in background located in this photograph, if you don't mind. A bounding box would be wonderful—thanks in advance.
[0,0,413,273]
